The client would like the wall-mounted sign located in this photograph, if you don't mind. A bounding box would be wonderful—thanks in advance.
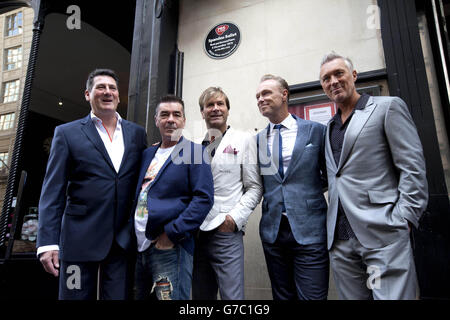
[204,22,241,59]
[304,102,337,125]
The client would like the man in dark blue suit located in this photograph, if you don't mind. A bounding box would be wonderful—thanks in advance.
[37,69,147,300]
[134,95,214,300]
[256,74,329,300]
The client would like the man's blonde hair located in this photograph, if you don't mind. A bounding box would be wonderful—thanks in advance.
[259,74,290,100]
[198,87,230,111]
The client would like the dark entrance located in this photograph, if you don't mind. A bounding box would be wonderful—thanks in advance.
[0,0,137,299]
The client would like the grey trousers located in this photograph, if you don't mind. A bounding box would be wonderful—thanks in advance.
[329,230,418,300]
[192,230,245,300]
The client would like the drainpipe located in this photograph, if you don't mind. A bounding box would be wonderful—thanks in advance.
[0,0,46,249]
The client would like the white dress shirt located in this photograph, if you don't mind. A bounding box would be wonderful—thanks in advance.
[267,114,298,176]
[36,112,125,257]
[91,112,125,173]
[267,114,298,215]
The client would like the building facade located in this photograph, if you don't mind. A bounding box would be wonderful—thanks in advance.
[177,2,388,298]
[0,7,33,211]
[171,0,450,300]
[0,0,449,300]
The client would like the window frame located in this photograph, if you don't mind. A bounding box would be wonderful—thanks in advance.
[0,112,16,131]
[0,151,9,169]
[4,46,23,71]
[288,85,383,125]
[2,79,21,103]
[4,11,23,37]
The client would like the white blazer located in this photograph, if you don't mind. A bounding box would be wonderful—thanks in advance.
[199,127,263,231]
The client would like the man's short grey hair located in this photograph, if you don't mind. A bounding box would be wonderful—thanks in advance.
[320,51,354,73]
[259,74,290,100]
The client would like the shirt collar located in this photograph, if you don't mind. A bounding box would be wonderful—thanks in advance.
[332,93,370,123]
[269,114,295,132]
[355,93,370,110]
[90,111,122,125]
[202,125,230,145]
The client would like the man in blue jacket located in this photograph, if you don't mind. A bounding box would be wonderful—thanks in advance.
[256,74,329,300]
[134,95,214,300]
[37,69,147,299]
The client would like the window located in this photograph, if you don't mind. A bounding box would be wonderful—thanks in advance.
[0,152,8,169]
[289,85,383,125]
[5,12,23,37]
[0,113,15,130]
[4,46,22,70]
[2,80,20,103]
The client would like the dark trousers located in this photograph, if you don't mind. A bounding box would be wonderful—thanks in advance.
[262,215,329,300]
[58,241,134,300]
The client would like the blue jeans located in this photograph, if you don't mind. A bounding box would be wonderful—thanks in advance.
[135,244,193,300]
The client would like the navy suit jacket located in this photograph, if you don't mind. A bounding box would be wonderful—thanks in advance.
[257,115,328,245]
[134,137,214,255]
[37,115,147,262]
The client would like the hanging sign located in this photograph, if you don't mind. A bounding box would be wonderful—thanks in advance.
[204,22,241,59]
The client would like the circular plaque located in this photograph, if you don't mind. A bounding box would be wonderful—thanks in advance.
[204,22,241,59]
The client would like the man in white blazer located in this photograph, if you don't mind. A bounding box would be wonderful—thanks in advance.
[192,87,263,300]
[319,52,428,299]
[256,75,329,300]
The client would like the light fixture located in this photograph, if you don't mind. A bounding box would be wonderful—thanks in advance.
[58,98,63,106]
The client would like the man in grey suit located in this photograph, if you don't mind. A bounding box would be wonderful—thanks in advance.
[319,52,428,299]
[256,74,329,300]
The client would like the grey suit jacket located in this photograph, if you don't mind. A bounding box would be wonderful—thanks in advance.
[325,96,428,250]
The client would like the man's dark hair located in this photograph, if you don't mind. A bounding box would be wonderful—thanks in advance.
[86,69,119,92]
[156,94,185,117]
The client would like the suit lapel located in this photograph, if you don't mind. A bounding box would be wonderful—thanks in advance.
[135,144,158,198]
[338,98,376,171]
[146,137,187,192]
[265,124,272,157]
[210,127,233,169]
[80,115,115,172]
[263,124,282,183]
[256,125,280,181]
[325,119,337,171]
[118,120,131,174]
[284,116,310,179]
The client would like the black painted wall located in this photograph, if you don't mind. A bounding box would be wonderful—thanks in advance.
[128,0,180,145]
[379,0,450,299]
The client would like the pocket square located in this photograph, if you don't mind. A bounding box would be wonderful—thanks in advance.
[223,145,239,155]
[305,143,314,148]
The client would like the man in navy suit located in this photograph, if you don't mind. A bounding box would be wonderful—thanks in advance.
[134,95,214,300]
[37,69,147,300]
[255,74,329,300]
